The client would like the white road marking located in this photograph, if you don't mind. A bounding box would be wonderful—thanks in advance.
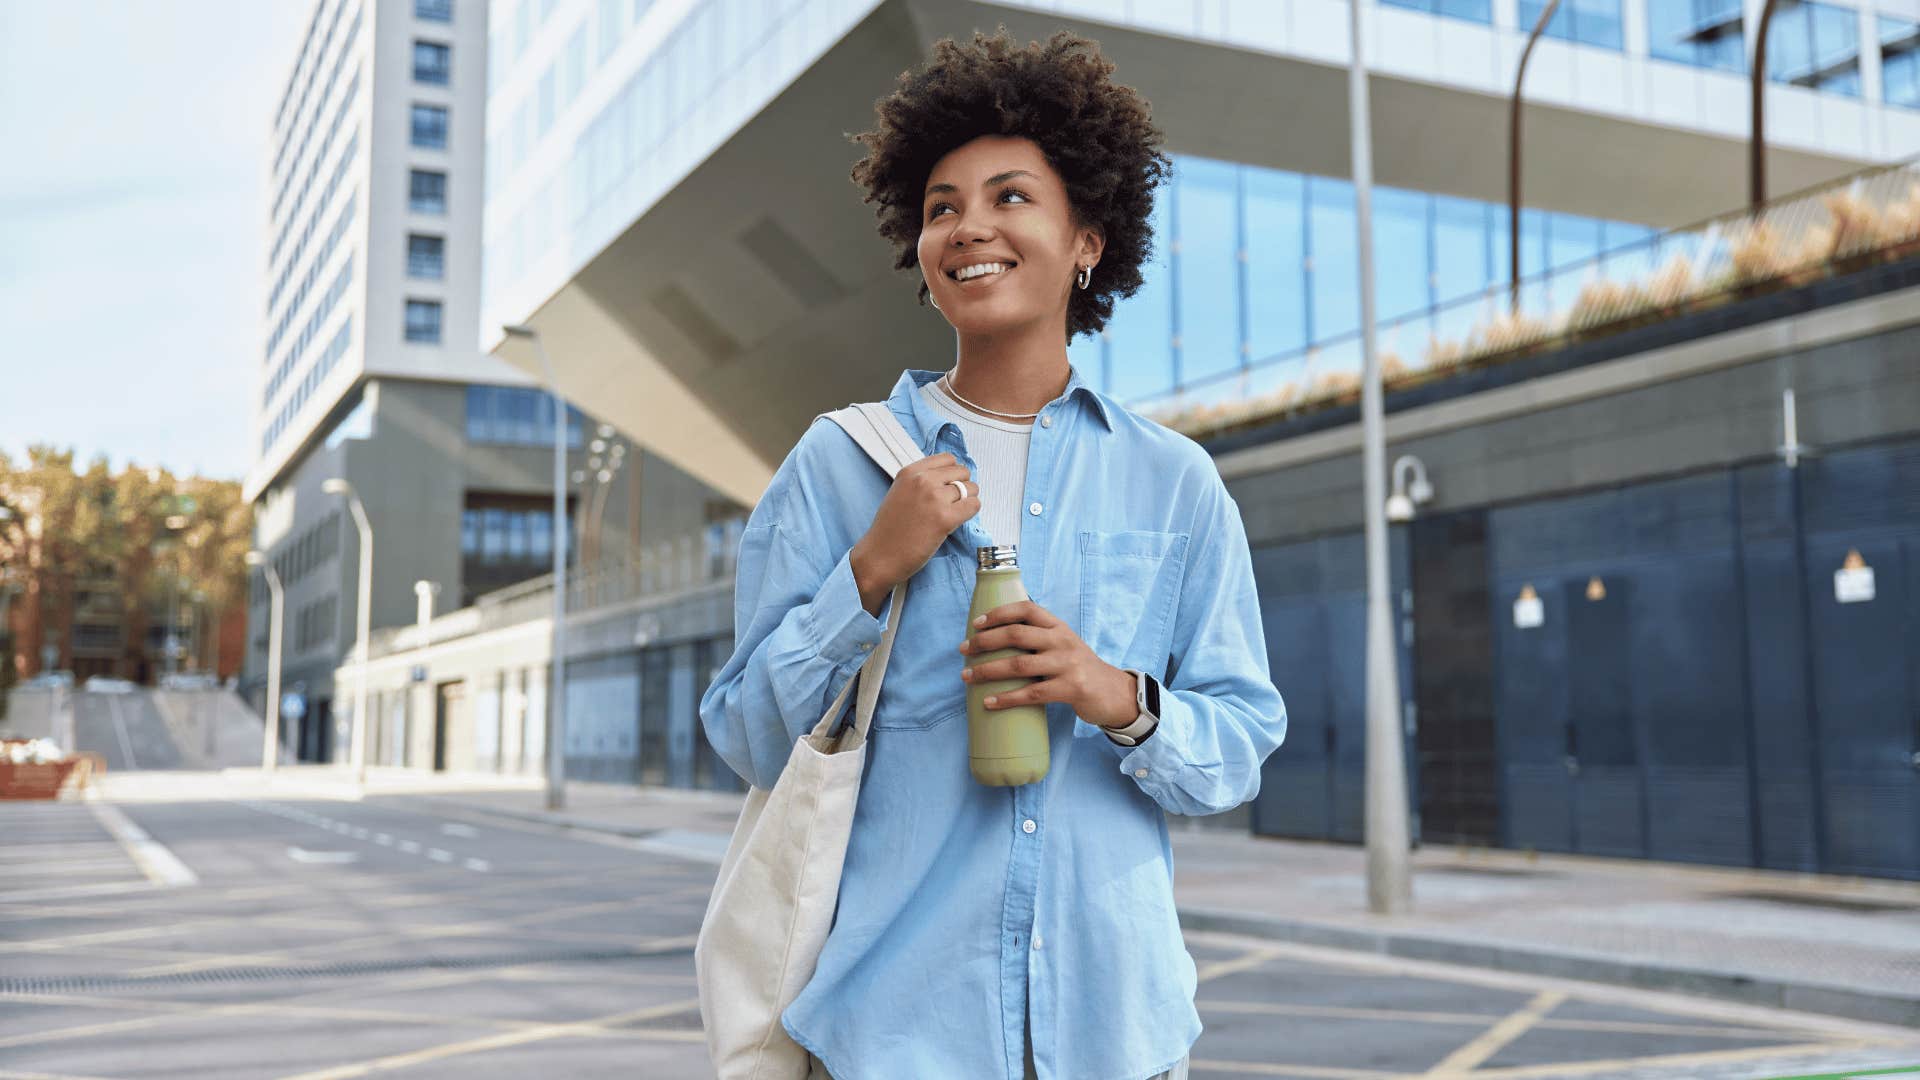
[463,858,491,872]
[87,803,196,887]
[350,827,368,839]
[374,833,393,846]
[399,841,421,854]
[439,823,479,838]
[105,694,139,770]
[287,847,362,865]
[427,848,453,863]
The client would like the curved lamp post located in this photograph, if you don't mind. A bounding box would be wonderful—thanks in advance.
[322,478,372,786]
[1510,0,1564,312]
[501,324,569,812]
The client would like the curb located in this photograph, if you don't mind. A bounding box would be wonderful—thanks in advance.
[1175,906,1920,1030]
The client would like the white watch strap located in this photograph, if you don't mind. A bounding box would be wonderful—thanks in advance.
[1105,709,1157,745]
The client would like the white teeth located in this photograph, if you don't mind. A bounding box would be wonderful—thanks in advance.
[952,262,1010,281]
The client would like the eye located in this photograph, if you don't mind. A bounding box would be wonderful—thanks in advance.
[927,189,1032,219]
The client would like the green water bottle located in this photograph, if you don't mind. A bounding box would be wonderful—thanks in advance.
[964,544,1050,787]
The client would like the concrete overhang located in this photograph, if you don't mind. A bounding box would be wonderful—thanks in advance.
[489,0,1873,510]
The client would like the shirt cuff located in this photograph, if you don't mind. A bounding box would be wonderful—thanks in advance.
[1115,685,1196,788]
[805,547,894,670]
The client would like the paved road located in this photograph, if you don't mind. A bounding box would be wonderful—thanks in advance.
[2,795,1915,1079]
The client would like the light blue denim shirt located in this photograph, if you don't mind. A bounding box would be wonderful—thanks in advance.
[698,364,1287,1080]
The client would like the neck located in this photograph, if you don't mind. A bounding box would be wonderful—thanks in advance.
[947,322,1070,420]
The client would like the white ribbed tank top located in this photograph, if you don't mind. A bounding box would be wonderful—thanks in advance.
[917,376,1033,551]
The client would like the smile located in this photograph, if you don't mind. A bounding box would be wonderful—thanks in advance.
[947,262,1015,286]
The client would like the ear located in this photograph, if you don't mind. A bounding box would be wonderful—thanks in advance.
[1077,224,1105,272]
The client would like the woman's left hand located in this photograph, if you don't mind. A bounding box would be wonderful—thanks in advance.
[957,601,1138,729]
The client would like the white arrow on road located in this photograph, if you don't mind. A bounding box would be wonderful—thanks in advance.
[287,846,361,864]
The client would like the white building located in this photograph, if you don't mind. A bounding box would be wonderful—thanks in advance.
[250,0,500,502]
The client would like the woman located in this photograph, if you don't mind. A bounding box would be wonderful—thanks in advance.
[697,26,1287,1080]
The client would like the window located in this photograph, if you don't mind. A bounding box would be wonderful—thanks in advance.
[409,169,447,213]
[413,41,451,85]
[1885,15,1920,109]
[408,234,445,279]
[1769,0,1862,96]
[404,299,443,343]
[1379,0,1491,22]
[1518,0,1624,50]
[415,0,452,22]
[464,385,586,447]
[410,104,449,149]
[1647,0,1745,72]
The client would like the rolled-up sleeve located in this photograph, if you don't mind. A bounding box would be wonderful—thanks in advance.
[696,430,894,791]
[1113,470,1286,816]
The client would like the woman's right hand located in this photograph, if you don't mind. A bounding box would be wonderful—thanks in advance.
[850,452,980,613]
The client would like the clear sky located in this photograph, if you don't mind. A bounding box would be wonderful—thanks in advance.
[0,1,311,482]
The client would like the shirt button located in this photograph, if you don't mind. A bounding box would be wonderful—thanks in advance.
[860,641,874,651]
[1032,934,1043,950]
[1134,768,1149,778]
[1021,819,1036,834]
[1028,502,1043,516]
[1040,415,1052,428]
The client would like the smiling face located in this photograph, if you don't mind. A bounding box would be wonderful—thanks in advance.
[917,134,1102,337]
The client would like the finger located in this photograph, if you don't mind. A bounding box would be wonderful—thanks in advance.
[905,452,958,474]
[983,677,1062,710]
[964,649,1062,686]
[961,621,1046,656]
[972,600,1052,631]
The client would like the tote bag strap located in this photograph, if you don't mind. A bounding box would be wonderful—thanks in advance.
[811,401,927,743]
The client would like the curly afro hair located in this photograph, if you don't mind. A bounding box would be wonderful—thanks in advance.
[849,26,1172,343]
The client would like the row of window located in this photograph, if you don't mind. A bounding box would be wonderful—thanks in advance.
[267,254,355,409]
[465,385,587,448]
[274,7,362,229]
[295,594,339,655]
[268,184,355,374]
[274,0,357,172]
[263,318,353,455]
[461,505,568,566]
[269,127,358,318]
[251,510,342,605]
[1384,0,1920,106]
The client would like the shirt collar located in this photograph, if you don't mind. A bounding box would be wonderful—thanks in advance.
[888,363,1115,456]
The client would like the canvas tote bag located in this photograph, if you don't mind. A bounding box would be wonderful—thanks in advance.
[696,400,930,1079]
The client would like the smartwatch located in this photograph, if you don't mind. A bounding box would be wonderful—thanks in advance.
[1107,668,1163,746]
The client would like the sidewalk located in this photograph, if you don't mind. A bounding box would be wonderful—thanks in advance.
[397,780,1920,1029]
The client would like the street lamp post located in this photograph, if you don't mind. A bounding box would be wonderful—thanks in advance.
[501,324,569,812]
[1348,0,1414,916]
[322,478,373,786]
[246,551,284,772]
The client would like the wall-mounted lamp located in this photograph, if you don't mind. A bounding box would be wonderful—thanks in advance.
[1385,455,1435,523]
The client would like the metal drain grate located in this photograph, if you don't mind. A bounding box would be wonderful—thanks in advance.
[0,943,693,996]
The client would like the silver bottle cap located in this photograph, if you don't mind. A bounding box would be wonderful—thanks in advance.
[976,544,1018,571]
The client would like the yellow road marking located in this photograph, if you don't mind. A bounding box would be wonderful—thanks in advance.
[1197,944,1295,982]
[270,997,703,1080]
[1424,991,1566,1076]
[1196,998,1818,1041]
[1186,1059,1409,1078]
[1458,1039,1886,1078]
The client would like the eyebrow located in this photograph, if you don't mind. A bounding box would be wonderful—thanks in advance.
[924,170,1039,198]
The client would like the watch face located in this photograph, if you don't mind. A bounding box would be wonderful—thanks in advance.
[1144,673,1160,717]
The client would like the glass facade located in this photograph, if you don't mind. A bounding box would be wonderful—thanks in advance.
[1518,0,1625,49]
[416,0,453,22]
[1768,0,1863,96]
[1380,0,1491,22]
[407,234,446,279]
[409,169,447,214]
[413,41,451,86]
[1076,154,1655,408]
[1647,0,1745,71]
[1882,14,1920,108]
[404,299,443,343]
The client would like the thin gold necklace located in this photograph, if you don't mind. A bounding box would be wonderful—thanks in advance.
[939,371,1043,420]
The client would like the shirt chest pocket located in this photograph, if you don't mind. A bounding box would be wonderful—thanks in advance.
[868,552,974,732]
[1076,529,1189,680]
